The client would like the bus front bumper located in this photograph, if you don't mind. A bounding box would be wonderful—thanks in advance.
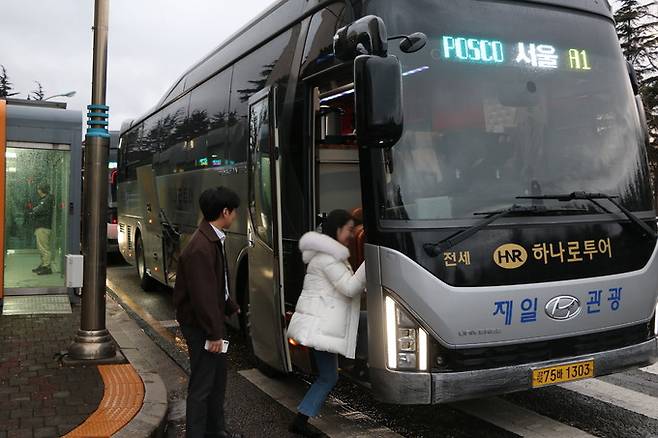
[370,337,658,404]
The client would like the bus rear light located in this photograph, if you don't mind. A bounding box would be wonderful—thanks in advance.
[385,294,429,371]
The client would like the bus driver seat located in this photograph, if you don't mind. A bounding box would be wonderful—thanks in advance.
[349,207,366,272]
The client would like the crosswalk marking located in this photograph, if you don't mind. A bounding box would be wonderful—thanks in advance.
[640,361,658,375]
[158,319,179,328]
[453,397,594,437]
[239,369,402,438]
[561,378,658,420]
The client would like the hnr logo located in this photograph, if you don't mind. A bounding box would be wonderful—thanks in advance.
[493,243,528,269]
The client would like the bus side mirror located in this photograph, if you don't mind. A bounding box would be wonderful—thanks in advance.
[354,54,403,148]
[334,15,388,61]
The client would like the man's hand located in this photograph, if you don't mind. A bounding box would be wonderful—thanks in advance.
[206,339,223,353]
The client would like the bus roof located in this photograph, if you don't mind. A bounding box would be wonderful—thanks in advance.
[121,0,613,136]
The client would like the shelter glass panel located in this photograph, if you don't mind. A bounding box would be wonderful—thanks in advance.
[4,145,70,290]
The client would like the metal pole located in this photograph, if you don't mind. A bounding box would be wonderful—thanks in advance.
[69,0,115,360]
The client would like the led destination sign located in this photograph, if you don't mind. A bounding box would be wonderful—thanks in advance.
[440,35,591,71]
[442,36,505,64]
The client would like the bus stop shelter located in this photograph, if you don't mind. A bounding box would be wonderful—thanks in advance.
[0,99,82,303]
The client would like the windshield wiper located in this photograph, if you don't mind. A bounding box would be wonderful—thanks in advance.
[517,191,657,239]
[423,204,586,257]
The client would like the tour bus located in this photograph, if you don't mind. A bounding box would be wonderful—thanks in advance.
[108,132,119,252]
[118,0,658,403]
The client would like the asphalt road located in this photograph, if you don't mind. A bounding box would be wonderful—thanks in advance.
[106,252,658,438]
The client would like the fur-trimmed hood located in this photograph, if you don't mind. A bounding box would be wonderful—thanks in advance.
[299,231,349,264]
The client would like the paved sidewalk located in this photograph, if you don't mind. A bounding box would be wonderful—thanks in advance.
[0,295,170,438]
[0,301,104,438]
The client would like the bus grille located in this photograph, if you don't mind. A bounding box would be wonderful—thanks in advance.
[127,225,132,251]
[434,319,655,372]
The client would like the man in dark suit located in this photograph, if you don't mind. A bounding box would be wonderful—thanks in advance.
[174,186,243,438]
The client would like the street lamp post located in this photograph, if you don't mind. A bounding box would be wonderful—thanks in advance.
[68,0,116,361]
[44,91,76,101]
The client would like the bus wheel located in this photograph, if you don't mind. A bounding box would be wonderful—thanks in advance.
[135,234,158,291]
[241,285,284,378]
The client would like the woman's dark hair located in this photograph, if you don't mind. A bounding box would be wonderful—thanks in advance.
[322,209,354,241]
[199,186,240,221]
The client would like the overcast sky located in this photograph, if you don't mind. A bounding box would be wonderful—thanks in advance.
[0,0,274,130]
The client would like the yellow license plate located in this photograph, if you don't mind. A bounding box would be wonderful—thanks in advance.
[532,360,595,388]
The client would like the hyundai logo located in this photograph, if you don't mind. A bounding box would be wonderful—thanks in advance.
[545,296,582,320]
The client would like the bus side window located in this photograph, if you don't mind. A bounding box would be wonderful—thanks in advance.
[301,3,351,78]
[125,123,151,181]
[229,27,298,165]
[249,99,273,246]
[188,68,232,170]
[120,128,139,181]
[151,94,191,175]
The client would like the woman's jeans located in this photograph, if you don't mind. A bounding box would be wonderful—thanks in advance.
[297,350,339,417]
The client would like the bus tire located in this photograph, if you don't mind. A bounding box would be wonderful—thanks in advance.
[241,282,284,378]
[135,233,158,291]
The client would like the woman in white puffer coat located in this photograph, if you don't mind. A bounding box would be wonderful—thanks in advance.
[287,210,366,437]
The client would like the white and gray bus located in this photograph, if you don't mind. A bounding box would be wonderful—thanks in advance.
[118,0,658,403]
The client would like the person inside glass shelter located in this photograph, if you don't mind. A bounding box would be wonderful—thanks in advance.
[29,183,54,275]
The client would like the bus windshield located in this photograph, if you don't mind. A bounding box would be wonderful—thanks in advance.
[371,0,653,223]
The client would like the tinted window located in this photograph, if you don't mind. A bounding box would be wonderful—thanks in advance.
[150,95,190,175]
[249,96,273,246]
[301,3,350,77]
[123,124,150,181]
[188,68,232,170]
[119,128,139,181]
[228,28,298,163]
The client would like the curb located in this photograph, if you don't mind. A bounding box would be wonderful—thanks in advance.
[112,370,167,438]
[106,294,168,438]
[106,284,191,374]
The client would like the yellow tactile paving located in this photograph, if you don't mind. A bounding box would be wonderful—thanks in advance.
[63,364,145,438]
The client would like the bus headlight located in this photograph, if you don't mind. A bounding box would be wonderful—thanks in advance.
[385,295,428,371]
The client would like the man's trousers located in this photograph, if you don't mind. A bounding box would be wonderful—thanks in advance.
[181,325,227,438]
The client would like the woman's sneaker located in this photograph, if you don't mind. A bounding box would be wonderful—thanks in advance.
[289,413,323,437]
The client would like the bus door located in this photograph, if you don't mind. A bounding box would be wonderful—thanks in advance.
[311,81,365,270]
[247,87,291,372]
[135,165,165,284]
